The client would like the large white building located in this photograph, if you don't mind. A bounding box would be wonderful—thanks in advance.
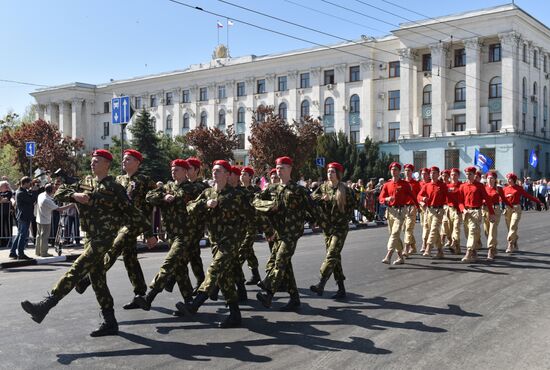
[32,4,550,177]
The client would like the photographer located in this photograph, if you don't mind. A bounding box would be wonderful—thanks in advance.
[9,177,39,260]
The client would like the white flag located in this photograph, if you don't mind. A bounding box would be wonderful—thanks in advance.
[217,21,223,28]
[228,20,234,27]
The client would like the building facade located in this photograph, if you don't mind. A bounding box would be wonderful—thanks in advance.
[31,4,550,178]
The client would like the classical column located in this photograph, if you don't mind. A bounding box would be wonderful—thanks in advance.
[59,101,71,135]
[71,98,83,139]
[37,104,45,120]
[499,31,521,132]
[465,38,482,133]
[84,100,94,150]
[361,61,375,139]
[288,71,299,122]
[430,43,449,135]
[398,48,418,138]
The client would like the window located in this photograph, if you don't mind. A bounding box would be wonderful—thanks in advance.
[445,149,460,169]
[237,82,245,97]
[388,90,400,110]
[200,111,207,127]
[350,129,360,144]
[324,97,334,116]
[103,122,109,137]
[182,89,190,103]
[413,151,427,170]
[388,122,400,142]
[182,113,189,129]
[389,61,400,78]
[237,134,245,150]
[218,110,225,129]
[489,44,501,62]
[489,112,501,132]
[454,48,466,67]
[103,144,110,150]
[151,117,157,129]
[480,148,496,170]
[256,105,266,122]
[349,66,360,82]
[545,55,548,73]
[350,94,360,113]
[199,87,208,101]
[257,79,266,94]
[150,95,157,107]
[237,107,246,123]
[300,100,310,118]
[453,114,466,131]
[523,44,528,63]
[522,112,526,132]
[422,119,432,137]
[278,102,287,120]
[103,101,110,113]
[523,77,528,99]
[165,92,173,105]
[218,85,226,99]
[489,77,502,98]
[165,116,172,136]
[324,69,335,85]
[534,49,539,68]
[455,80,466,102]
[300,72,310,88]
[278,76,287,91]
[422,54,432,72]
[423,84,432,105]
[534,82,538,96]
[135,97,142,109]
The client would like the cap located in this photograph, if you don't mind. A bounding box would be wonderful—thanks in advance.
[327,162,344,174]
[123,149,143,162]
[213,160,231,172]
[464,166,478,174]
[404,164,415,171]
[92,149,113,161]
[186,157,201,169]
[388,162,401,171]
[171,159,189,169]
[241,166,254,176]
[275,156,293,166]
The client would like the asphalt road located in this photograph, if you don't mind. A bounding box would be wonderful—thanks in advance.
[2,211,550,370]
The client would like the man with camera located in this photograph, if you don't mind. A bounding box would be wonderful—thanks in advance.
[9,177,39,260]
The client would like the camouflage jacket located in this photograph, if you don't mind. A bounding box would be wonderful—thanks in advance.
[117,171,156,237]
[311,182,357,233]
[189,178,210,228]
[146,180,201,237]
[54,175,149,238]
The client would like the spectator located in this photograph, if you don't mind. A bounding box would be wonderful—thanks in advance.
[35,183,72,257]
[522,177,533,210]
[374,178,386,221]
[0,180,14,249]
[9,177,38,260]
[536,179,548,211]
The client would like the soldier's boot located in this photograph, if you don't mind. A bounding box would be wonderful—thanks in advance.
[279,292,301,312]
[422,244,432,257]
[164,276,176,293]
[436,247,444,259]
[310,276,329,296]
[256,290,274,309]
[21,294,59,324]
[257,277,271,292]
[175,291,208,316]
[381,250,393,264]
[172,296,193,316]
[454,243,462,255]
[505,241,513,253]
[402,244,410,257]
[75,276,91,295]
[135,288,161,311]
[245,268,261,286]
[487,247,496,261]
[209,286,220,301]
[122,295,145,310]
[393,250,405,265]
[420,243,426,254]
[237,281,248,302]
[90,309,119,337]
[461,249,475,263]
[192,274,205,296]
[512,240,519,251]
[219,303,241,328]
[332,281,347,300]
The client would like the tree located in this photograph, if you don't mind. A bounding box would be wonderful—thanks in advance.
[185,126,238,170]
[248,106,323,176]
[0,119,84,177]
[0,143,22,184]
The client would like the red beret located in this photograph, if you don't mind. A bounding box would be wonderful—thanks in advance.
[171,159,189,169]
[123,149,143,162]
[389,162,401,171]
[213,160,231,172]
[506,172,518,181]
[421,167,430,174]
[403,164,415,171]
[476,170,482,176]
[327,162,344,174]
[230,166,241,176]
[464,166,477,174]
[92,149,113,161]
[441,169,451,176]
[241,166,254,176]
[275,156,293,166]
[430,166,440,172]
[487,171,497,178]
[269,168,277,176]
[450,168,460,174]
[186,157,201,169]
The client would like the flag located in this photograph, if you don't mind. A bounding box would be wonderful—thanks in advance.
[227,19,234,27]
[529,149,538,168]
[217,21,223,28]
[474,149,493,173]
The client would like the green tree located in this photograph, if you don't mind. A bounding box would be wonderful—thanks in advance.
[0,143,22,184]
[185,126,238,170]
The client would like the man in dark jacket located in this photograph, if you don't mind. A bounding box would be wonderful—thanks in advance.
[9,177,38,260]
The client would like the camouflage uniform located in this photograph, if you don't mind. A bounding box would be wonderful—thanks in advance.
[51,176,148,310]
[238,185,261,271]
[187,179,209,284]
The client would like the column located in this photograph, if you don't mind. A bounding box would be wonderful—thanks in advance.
[288,71,299,123]
[71,98,83,139]
[310,67,322,118]
[361,61,375,139]
[84,100,94,150]
[499,31,521,132]
[398,48,418,138]
[37,105,45,120]
[465,38,482,133]
[430,43,449,134]
[59,102,71,135]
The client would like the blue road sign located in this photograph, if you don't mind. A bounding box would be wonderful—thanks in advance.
[315,157,325,168]
[112,96,131,124]
[25,141,36,157]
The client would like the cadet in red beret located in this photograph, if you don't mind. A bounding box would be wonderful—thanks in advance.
[418,167,431,253]
[268,168,279,184]
[403,164,421,256]
[171,159,190,169]
[275,156,293,166]
[483,171,511,261]
[418,166,448,258]
[228,166,242,188]
[92,149,113,161]
[327,162,344,174]
[123,149,143,162]
[445,167,463,254]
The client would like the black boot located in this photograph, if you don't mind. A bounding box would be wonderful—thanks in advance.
[237,281,248,302]
[332,281,346,300]
[175,291,208,316]
[90,309,119,337]
[256,291,273,308]
[309,277,328,296]
[192,277,205,296]
[164,276,176,293]
[245,268,261,285]
[21,294,59,323]
[75,276,91,295]
[172,296,193,316]
[219,303,241,328]
[122,295,143,310]
[209,286,219,301]
[134,288,160,311]
[279,293,301,312]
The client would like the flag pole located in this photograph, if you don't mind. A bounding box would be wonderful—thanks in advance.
[226,18,230,55]
[217,20,220,45]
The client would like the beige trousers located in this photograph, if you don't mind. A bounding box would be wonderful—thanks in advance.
[403,205,417,247]
[385,206,405,252]
[426,207,445,248]
[483,206,501,250]
[463,209,482,251]
[504,205,522,243]
[35,223,51,257]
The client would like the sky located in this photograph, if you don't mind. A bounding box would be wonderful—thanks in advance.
[1,0,548,118]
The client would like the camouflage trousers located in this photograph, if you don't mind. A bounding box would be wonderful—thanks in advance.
[198,240,239,304]
[187,228,205,284]
[103,226,147,296]
[264,237,299,295]
[150,235,193,299]
[319,230,348,282]
[51,234,116,310]
[239,225,259,270]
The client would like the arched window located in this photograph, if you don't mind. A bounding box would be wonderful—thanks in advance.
[300,100,310,118]
[422,84,432,105]
[544,86,548,106]
[324,97,334,116]
[237,107,245,123]
[489,77,502,98]
[454,80,466,102]
[523,77,528,99]
[278,102,287,120]
[350,94,360,113]
[151,117,157,130]
[218,109,225,129]
[165,115,173,136]
[533,82,538,96]
[200,111,207,127]
[182,113,189,134]
[256,105,266,121]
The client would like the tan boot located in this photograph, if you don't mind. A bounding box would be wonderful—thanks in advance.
[381,250,393,264]
[422,244,431,257]
[436,247,444,259]
[402,244,410,257]
[505,241,513,253]
[461,249,475,263]
[410,244,417,254]
[419,243,426,254]
[393,251,405,265]
[487,248,496,261]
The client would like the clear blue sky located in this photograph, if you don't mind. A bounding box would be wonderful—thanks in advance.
[1,0,547,117]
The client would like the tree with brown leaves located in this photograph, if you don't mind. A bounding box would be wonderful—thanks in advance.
[185,126,238,169]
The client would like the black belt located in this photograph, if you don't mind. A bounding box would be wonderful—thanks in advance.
[388,205,404,209]
[428,206,444,209]
[465,206,481,210]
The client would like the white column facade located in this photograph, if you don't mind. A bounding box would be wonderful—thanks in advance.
[361,61,375,139]
[465,38,482,133]
[398,48,417,138]
[71,98,83,138]
[59,101,71,135]
[499,31,521,132]
[430,43,449,134]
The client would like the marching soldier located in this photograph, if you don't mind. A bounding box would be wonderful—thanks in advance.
[483,171,511,260]
[309,162,356,299]
[419,168,431,253]
[239,166,262,285]
[445,168,462,254]
[21,150,154,337]
[379,162,419,265]
[440,169,451,247]
[74,149,156,310]
[418,166,448,258]
[403,164,421,256]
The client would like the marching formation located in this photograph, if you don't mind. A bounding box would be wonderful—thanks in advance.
[19,149,541,337]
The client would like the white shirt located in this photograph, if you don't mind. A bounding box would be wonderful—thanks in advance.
[36,192,59,224]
